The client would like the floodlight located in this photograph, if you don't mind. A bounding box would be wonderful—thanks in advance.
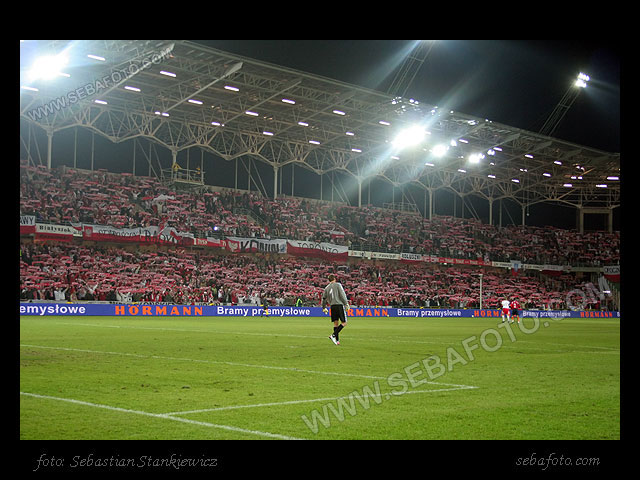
[28,53,69,81]
[392,126,425,149]
[574,72,590,88]
[431,144,448,157]
[468,153,484,164]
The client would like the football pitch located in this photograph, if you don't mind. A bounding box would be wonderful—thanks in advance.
[20,314,620,440]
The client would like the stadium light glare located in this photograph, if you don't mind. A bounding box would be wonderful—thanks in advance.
[392,126,425,149]
[431,144,448,157]
[574,72,590,88]
[28,52,69,81]
[468,153,484,164]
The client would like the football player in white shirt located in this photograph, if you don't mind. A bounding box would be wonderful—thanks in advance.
[501,298,512,323]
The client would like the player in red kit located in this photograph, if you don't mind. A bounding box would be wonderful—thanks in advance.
[510,299,522,323]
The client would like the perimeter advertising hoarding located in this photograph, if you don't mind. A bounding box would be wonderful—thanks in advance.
[19,303,619,319]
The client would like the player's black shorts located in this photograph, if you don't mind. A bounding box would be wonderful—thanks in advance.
[330,304,347,323]
[511,309,519,316]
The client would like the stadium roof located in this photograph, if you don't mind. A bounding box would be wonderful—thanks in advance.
[20,40,620,211]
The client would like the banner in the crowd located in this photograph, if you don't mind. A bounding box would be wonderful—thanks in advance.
[511,260,522,276]
[20,215,36,234]
[602,265,620,283]
[193,237,226,249]
[286,240,349,261]
[19,302,620,319]
[82,224,193,246]
[406,254,491,266]
[350,251,401,261]
[225,237,287,254]
[399,252,422,263]
[540,264,565,277]
[35,223,79,242]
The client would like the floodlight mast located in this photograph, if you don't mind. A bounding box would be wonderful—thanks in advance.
[538,72,590,137]
[387,40,435,99]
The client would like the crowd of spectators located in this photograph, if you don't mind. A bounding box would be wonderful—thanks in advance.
[19,162,619,311]
[19,242,614,310]
[20,162,619,268]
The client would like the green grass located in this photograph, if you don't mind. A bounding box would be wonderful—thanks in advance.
[19,314,620,440]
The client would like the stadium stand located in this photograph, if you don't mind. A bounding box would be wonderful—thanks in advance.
[19,162,619,311]
[20,163,619,267]
[19,242,614,310]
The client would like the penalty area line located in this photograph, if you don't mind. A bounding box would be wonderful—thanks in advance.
[20,391,303,440]
[164,384,479,416]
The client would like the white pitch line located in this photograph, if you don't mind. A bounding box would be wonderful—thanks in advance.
[52,321,619,354]
[20,391,303,440]
[164,385,478,416]
[19,343,383,380]
[19,343,474,389]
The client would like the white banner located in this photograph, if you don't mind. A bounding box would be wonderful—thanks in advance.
[35,223,79,241]
[20,215,36,234]
[225,237,287,254]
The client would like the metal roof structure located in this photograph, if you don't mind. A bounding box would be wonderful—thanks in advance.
[20,40,620,215]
